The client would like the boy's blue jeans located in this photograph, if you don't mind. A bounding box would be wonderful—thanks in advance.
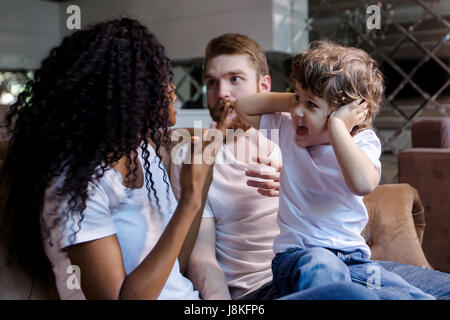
[272,247,435,300]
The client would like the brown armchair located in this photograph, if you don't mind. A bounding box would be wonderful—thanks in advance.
[0,141,433,298]
[362,183,430,268]
[397,117,450,273]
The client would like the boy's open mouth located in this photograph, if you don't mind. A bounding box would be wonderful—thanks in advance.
[296,124,308,137]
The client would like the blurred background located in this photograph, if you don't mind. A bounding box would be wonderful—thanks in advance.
[0,0,449,184]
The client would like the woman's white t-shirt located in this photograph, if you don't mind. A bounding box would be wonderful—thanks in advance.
[40,144,200,300]
[260,112,382,259]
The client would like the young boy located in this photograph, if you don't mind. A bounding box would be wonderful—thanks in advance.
[234,40,434,299]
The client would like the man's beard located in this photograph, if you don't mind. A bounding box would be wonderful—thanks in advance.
[208,81,261,132]
[221,83,261,132]
[209,101,251,131]
[230,116,252,131]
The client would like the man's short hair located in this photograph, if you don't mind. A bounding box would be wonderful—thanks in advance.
[205,33,269,79]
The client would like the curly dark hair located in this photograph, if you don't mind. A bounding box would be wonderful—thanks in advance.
[0,18,174,288]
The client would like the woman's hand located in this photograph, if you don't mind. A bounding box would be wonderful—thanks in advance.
[328,99,368,132]
[179,135,214,207]
[245,155,282,197]
[179,104,234,206]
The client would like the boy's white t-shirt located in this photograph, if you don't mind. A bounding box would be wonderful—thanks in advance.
[41,144,200,300]
[260,112,382,259]
[170,129,281,299]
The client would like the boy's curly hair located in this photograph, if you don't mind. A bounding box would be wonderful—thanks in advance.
[290,40,385,134]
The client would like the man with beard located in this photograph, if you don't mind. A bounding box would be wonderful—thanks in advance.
[171,33,282,300]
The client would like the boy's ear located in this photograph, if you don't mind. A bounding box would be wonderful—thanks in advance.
[258,75,271,93]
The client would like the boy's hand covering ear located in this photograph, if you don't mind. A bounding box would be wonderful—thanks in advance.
[328,99,368,132]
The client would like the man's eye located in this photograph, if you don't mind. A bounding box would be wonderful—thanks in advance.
[295,94,300,102]
[231,76,241,83]
[207,79,216,87]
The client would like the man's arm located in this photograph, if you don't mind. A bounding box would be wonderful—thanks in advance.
[168,143,227,290]
[234,93,294,129]
[186,217,231,300]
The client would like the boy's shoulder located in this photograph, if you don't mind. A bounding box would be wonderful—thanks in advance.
[259,112,292,141]
[352,129,382,156]
[260,112,291,127]
[353,128,379,141]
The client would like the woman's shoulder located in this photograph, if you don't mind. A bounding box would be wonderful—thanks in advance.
[42,166,124,214]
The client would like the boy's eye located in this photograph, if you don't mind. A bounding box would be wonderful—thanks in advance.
[309,101,318,108]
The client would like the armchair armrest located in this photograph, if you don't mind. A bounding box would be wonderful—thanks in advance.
[362,183,431,268]
[411,117,450,148]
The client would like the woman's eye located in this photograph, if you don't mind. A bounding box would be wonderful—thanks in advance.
[207,79,216,87]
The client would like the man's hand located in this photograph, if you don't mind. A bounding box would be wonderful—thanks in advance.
[328,99,368,133]
[217,99,236,132]
[245,155,282,197]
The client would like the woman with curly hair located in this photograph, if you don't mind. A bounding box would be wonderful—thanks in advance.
[0,18,229,300]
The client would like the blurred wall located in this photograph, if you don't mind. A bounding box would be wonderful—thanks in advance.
[59,0,275,60]
[0,0,62,69]
[0,0,308,68]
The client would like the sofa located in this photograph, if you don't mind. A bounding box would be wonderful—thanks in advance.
[398,117,450,273]
[0,140,446,299]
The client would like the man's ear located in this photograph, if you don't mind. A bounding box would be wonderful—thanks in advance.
[259,74,271,93]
